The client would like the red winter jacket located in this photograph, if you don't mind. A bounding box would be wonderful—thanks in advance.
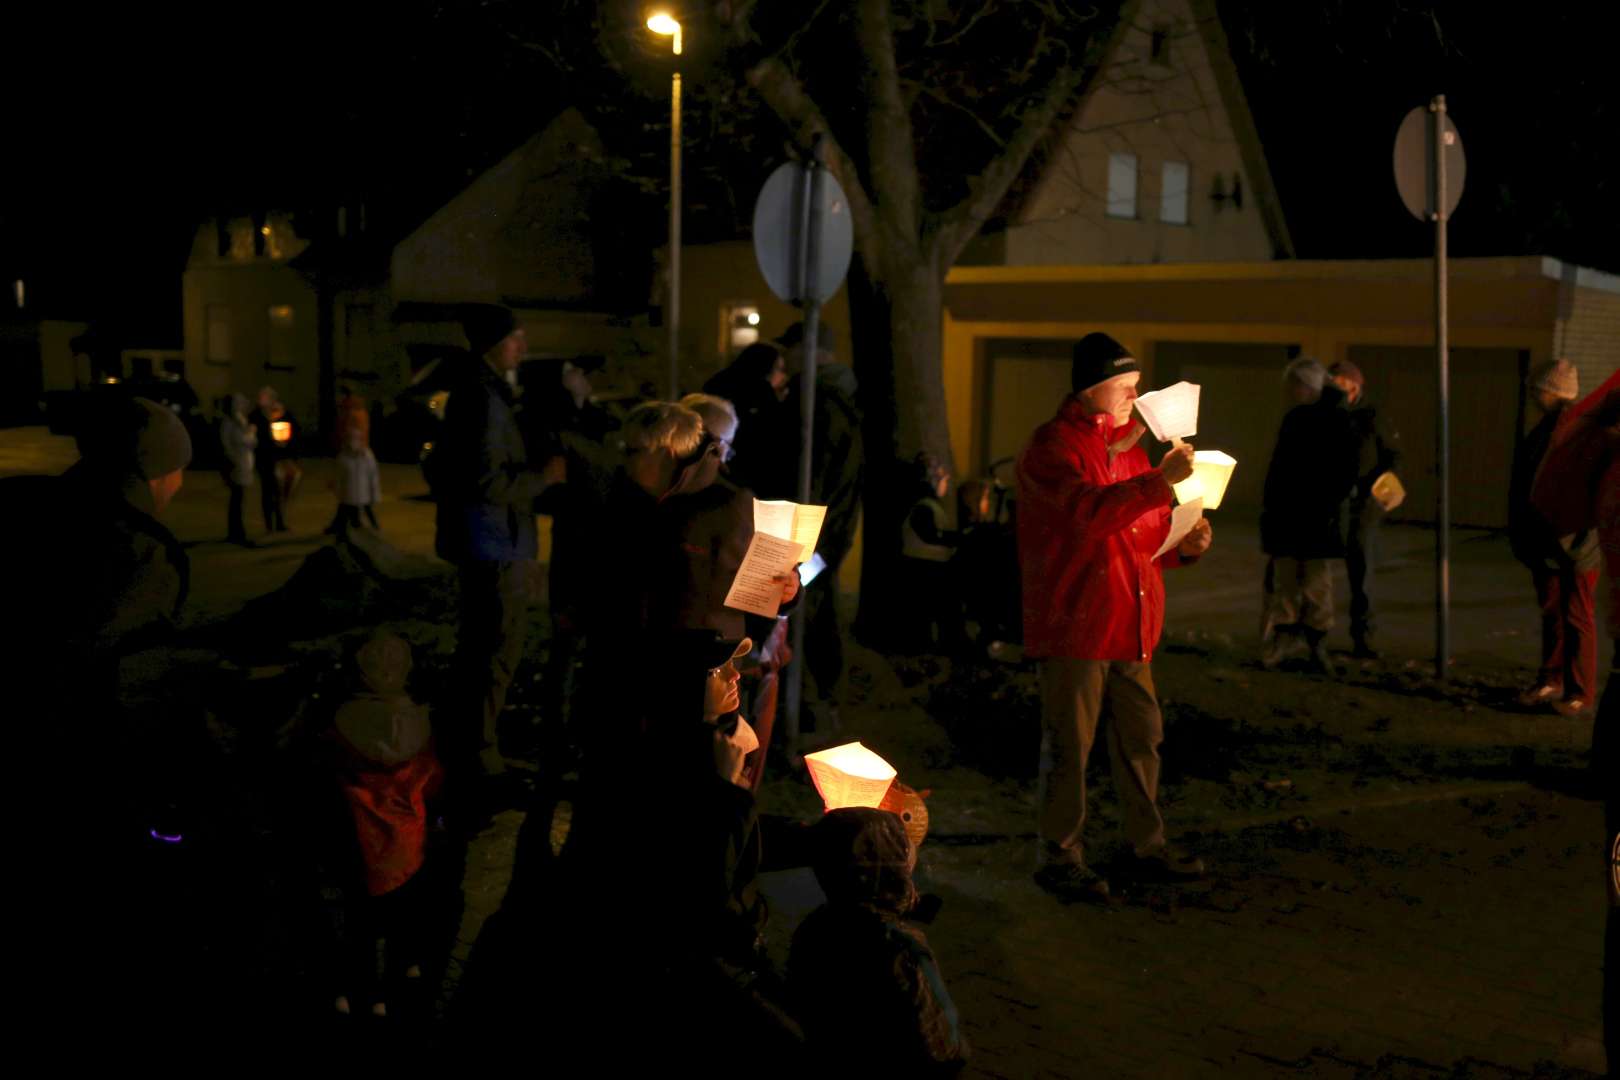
[1017,398,1189,662]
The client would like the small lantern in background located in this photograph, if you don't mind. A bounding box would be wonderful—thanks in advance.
[1172,450,1237,510]
[804,741,896,812]
[271,420,292,444]
[878,782,930,849]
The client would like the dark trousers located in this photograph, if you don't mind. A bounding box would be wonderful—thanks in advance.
[901,557,966,654]
[451,560,536,783]
[1601,644,1618,1064]
[1345,502,1382,644]
[226,481,248,541]
[1532,566,1599,700]
[804,573,845,707]
[331,867,431,1005]
[332,503,380,537]
[257,470,285,531]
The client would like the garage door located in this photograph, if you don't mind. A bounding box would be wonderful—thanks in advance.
[983,341,1076,473]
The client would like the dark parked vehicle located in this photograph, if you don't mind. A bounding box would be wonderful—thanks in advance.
[42,374,220,471]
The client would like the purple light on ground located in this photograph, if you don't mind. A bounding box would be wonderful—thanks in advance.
[149,830,183,843]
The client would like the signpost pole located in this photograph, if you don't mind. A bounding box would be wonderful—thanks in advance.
[1432,95,1451,682]
[783,139,827,758]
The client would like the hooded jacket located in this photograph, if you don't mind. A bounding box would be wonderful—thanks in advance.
[789,808,968,1073]
[431,358,547,562]
[326,635,443,897]
[1016,398,1187,662]
[1260,383,1360,558]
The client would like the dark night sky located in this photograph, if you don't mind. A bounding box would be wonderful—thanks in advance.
[4,1,1615,345]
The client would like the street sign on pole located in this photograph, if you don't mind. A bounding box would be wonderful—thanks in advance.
[751,141,853,759]
[1394,97,1464,681]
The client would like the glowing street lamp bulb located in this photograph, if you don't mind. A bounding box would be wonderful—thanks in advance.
[646,12,682,53]
[745,311,760,326]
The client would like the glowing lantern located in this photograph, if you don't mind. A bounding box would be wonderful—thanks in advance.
[878,781,930,849]
[803,741,896,812]
[271,420,293,444]
[1370,470,1406,511]
[1171,450,1237,510]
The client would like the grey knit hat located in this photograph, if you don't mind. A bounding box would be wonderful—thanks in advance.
[1527,359,1578,401]
[76,396,192,480]
[1283,357,1327,394]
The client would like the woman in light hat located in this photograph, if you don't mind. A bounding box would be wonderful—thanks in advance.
[1509,359,1600,717]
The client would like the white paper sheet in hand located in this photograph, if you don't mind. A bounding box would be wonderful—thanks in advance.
[724,531,804,618]
[1153,496,1204,559]
[754,499,827,564]
[1135,381,1201,442]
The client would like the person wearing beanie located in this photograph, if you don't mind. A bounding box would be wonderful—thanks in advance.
[1329,361,1403,658]
[1510,359,1599,716]
[0,394,199,1043]
[428,303,566,830]
[1259,356,1360,674]
[1016,331,1212,902]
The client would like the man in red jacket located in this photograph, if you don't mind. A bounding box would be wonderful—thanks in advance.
[1018,332,1213,902]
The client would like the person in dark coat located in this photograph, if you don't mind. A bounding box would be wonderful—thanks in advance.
[428,304,564,824]
[567,402,798,854]
[1259,357,1359,674]
[703,341,792,496]
[525,356,620,766]
[1328,361,1402,658]
[1510,359,1600,717]
[1,396,198,1048]
[248,385,293,532]
[789,807,969,1074]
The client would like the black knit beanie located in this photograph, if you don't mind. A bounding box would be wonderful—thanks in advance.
[1071,332,1139,393]
[462,304,520,360]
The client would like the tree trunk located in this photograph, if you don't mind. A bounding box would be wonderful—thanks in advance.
[849,244,954,644]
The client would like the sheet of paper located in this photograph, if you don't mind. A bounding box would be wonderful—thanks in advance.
[723,531,805,618]
[1135,381,1201,442]
[1153,496,1204,559]
[755,499,828,563]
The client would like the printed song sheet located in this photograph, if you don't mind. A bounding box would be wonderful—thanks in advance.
[1153,496,1204,559]
[724,532,806,618]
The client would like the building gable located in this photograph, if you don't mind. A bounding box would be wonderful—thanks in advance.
[998,0,1289,267]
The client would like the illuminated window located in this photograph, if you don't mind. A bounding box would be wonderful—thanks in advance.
[1161,161,1190,225]
[206,305,232,365]
[267,305,297,370]
[12,279,23,309]
[1106,153,1138,219]
[722,302,761,353]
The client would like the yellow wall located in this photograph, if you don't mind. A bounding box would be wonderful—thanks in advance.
[676,241,853,389]
[182,259,320,421]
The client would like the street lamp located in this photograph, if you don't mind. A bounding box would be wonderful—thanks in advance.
[648,11,682,399]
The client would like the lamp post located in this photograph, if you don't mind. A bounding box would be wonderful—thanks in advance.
[648,12,682,399]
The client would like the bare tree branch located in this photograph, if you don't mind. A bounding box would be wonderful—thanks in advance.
[856,0,924,241]
[934,7,1129,262]
[742,55,880,254]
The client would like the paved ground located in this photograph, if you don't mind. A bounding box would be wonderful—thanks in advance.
[6,427,1610,1075]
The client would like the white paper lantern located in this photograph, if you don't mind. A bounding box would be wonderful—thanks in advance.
[1172,450,1237,510]
[803,741,897,812]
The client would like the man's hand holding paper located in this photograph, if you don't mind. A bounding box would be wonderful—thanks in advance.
[1178,517,1213,558]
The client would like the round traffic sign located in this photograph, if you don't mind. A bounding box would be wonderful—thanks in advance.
[1394,105,1466,221]
[753,160,854,305]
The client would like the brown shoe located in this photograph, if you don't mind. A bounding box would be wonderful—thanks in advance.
[1128,844,1206,882]
[1034,861,1112,903]
[1516,683,1562,708]
[1551,697,1592,718]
